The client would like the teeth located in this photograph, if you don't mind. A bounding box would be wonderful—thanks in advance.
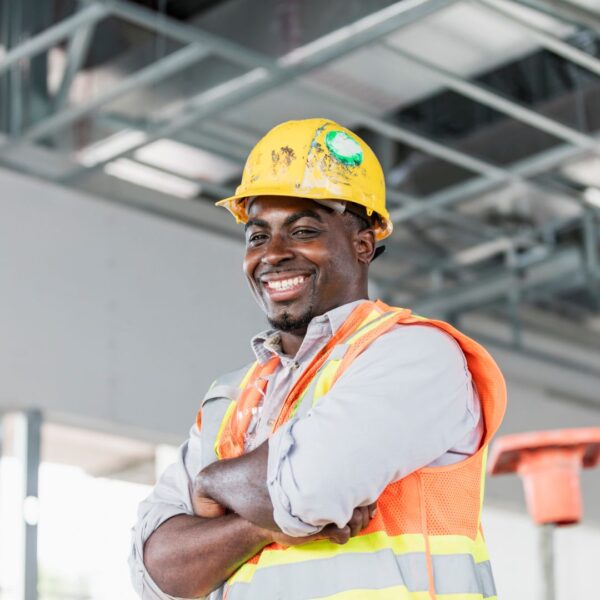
[266,276,305,291]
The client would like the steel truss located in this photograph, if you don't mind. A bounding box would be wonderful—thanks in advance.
[0,0,598,326]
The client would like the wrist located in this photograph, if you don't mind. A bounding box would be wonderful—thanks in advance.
[242,518,276,546]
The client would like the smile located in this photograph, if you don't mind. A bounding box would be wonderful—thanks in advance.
[260,273,312,302]
[266,276,305,291]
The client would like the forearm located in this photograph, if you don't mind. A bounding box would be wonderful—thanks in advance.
[143,513,271,598]
[196,442,278,530]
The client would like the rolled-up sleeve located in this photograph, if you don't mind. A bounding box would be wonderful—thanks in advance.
[129,423,203,599]
[267,324,482,536]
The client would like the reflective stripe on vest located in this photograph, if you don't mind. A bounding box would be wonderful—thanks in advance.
[207,301,505,600]
[227,536,496,600]
[198,364,253,466]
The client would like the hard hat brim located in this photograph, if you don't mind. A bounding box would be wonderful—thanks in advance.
[215,192,393,241]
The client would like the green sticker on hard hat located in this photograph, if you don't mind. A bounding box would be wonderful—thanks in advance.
[325,131,363,166]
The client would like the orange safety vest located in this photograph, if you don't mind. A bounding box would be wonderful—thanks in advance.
[199,301,506,600]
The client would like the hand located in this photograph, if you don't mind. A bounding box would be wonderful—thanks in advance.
[262,502,377,547]
[193,495,228,518]
[192,472,228,518]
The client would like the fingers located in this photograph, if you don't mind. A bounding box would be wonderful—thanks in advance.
[368,502,378,519]
[319,502,379,545]
[321,524,351,545]
[347,507,365,537]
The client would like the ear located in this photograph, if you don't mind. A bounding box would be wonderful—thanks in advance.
[355,228,376,264]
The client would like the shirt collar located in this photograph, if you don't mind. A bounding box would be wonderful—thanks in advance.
[250,299,369,364]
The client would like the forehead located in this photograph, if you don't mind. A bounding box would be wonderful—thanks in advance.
[246,195,326,219]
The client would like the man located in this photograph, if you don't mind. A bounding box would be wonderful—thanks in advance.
[130,118,506,600]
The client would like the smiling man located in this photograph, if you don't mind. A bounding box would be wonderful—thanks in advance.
[130,119,506,600]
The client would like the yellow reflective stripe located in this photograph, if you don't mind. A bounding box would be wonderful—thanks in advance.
[311,359,342,404]
[229,537,490,585]
[238,362,258,389]
[321,586,430,600]
[229,581,494,600]
[346,309,395,344]
[229,531,490,584]
[212,363,257,460]
[229,561,257,584]
[325,591,492,600]
[228,532,423,583]
[480,445,488,519]
[310,310,400,406]
[213,400,236,460]
[436,596,496,600]
[428,533,490,563]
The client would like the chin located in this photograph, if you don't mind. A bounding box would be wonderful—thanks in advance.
[267,305,314,332]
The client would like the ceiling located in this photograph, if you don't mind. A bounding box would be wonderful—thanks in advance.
[1,0,599,376]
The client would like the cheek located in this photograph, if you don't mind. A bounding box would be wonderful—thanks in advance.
[323,240,356,279]
[243,251,257,281]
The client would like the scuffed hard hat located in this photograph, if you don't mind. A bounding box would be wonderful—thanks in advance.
[215,118,393,241]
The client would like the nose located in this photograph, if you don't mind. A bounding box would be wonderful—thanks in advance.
[260,232,294,265]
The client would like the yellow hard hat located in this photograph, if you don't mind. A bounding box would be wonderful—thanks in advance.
[215,118,392,240]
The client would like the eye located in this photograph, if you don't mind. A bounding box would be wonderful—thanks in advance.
[292,227,320,239]
[247,232,268,247]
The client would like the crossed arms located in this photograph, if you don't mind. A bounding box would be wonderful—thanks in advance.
[133,325,477,599]
[143,442,375,598]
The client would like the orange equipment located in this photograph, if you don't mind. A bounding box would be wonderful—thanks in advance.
[488,428,600,525]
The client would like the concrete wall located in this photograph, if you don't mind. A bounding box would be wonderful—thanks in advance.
[2,166,600,516]
[0,167,263,443]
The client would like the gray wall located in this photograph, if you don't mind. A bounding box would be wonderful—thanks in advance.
[2,167,600,516]
[0,168,263,443]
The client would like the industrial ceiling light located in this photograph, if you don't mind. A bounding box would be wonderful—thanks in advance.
[563,157,600,190]
[104,158,201,199]
[76,129,148,167]
[134,139,240,183]
[583,187,600,209]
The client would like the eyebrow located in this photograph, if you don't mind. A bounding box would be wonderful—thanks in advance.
[245,209,325,232]
[244,218,269,232]
[283,209,324,227]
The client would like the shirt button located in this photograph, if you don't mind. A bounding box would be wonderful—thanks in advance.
[290,361,300,371]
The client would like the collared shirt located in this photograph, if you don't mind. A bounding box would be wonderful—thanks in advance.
[129,300,483,598]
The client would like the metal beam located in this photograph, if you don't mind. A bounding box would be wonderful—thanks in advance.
[512,0,600,34]
[380,41,600,154]
[476,0,600,78]
[0,4,109,77]
[54,22,96,110]
[297,80,595,220]
[0,43,211,147]
[57,0,459,182]
[13,410,42,600]
[411,245,585,316]
[105,0,457,72]
[388,132,599,222]
[57,0,594,220]
[329,100,511,180]
[103,0,273,70]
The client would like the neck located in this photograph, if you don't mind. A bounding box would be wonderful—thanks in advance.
[279,330,305,357]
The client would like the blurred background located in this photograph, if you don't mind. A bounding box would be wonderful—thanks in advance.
[1,0,600,598]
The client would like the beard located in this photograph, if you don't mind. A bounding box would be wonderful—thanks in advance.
[268,305,315,332]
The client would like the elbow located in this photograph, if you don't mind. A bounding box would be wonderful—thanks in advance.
[144,530,210,599]
[285,477,351,530]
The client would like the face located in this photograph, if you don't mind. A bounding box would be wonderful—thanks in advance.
[243,196,375,333]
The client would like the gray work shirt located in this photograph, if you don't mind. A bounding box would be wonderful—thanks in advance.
[129,299,483,598]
